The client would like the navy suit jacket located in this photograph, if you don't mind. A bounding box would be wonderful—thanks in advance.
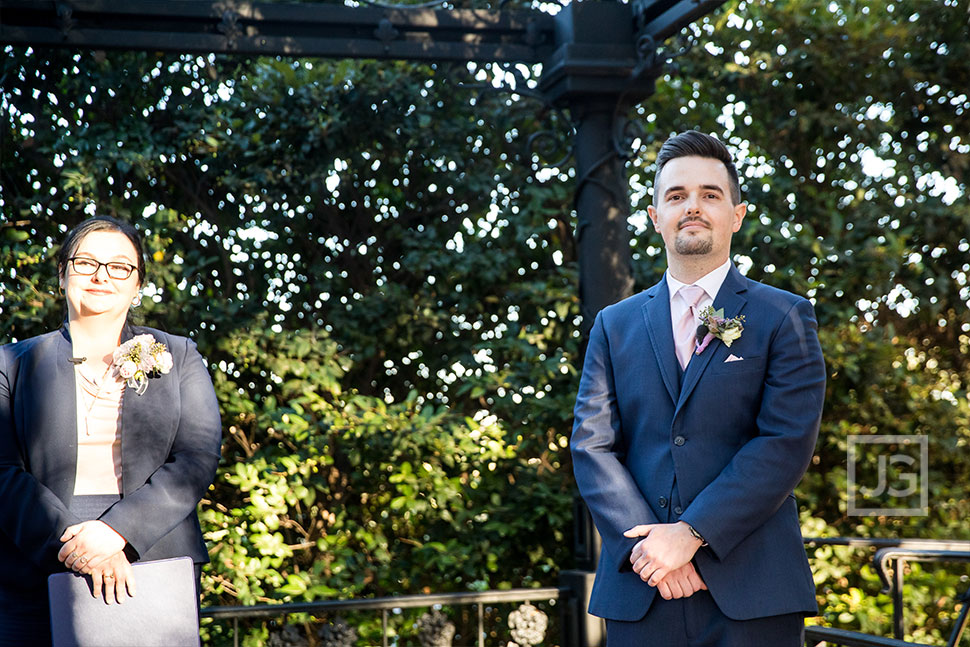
[571,265,825,621]
[0,324,222,593]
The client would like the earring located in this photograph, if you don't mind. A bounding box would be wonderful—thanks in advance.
[131,292,143,308]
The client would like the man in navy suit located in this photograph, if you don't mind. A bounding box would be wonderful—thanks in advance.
[571,131,825,645]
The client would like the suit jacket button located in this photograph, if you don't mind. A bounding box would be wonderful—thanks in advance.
[674,506,683,515]
[659,497,668,508]
[673,435,686,446]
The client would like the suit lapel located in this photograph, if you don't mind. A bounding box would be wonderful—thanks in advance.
[677,266,749,411]
[641,281,681,404]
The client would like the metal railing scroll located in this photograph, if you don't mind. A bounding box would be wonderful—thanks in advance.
[803,537,970,647]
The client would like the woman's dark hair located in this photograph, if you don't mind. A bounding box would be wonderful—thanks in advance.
[57,216,147,284]
[654,131,742,205]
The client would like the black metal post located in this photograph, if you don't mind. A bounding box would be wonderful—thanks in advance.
[558,569,605,647]
[540,1,647,331]
[892,557,904,639]
[572,97,637,329]
[540,7,657,646]
[560,591,581,647]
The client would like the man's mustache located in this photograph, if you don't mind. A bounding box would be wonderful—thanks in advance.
[677,216,710,229]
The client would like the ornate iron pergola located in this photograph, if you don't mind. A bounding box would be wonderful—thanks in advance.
[1,3,725,644]
[0,0,725,328]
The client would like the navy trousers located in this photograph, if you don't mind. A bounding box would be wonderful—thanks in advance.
[606,589,805,647]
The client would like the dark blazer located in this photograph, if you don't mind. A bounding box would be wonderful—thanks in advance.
[571,264,826,621]
[0,324,222,593]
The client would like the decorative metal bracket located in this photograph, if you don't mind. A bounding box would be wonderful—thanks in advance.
[217,8,243,50]
[54,1,75,39]
[458,61,577,177]
[615,27,697,161]
[374,17,399,51]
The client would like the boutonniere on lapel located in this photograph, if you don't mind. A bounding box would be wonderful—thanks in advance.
[695,307,745,355]
[113,334,174,395]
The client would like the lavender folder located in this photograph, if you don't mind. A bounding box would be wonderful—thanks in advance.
[48,556,200,647]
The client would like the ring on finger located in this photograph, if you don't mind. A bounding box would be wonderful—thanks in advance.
[104,574,115,580]
[79,556,88,564]
[69,551,78,560]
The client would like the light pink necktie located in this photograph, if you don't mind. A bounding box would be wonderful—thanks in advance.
[675,285,705,369]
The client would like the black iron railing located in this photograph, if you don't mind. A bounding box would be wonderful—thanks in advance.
[198,537,970,647]
[803,537,970,647]
[201,586,573,647]
[804,626,931,647]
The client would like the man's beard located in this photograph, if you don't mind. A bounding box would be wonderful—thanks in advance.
[675,232,713,255]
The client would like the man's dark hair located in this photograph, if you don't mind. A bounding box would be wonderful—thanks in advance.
[57,215,147,284]
[653,131,742,205]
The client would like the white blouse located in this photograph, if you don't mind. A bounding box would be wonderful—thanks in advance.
[73,363,124,495]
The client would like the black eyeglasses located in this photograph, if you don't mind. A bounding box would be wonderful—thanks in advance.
[68,257,138,280]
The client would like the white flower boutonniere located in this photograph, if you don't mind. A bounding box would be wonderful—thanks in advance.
[695,306,745,355]
[113,334,173,395]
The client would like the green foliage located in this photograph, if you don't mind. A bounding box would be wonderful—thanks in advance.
[2,44,576,645]
[204,324,560,606]
[2,0,969,644]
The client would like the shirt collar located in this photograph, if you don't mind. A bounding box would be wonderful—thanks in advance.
[666,259,732,303]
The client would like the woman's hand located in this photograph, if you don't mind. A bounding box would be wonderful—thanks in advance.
[89,552,136,604]
[58,520,127,572]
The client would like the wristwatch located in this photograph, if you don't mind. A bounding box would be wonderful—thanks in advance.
[686,523,708,546]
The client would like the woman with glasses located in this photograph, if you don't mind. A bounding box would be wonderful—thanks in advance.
[0,216,222,644]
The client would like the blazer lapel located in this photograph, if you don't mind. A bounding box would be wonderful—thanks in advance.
[641,280,681,404]
[677,266,749,410]
[118,326,177,495]
[32,326,80,503]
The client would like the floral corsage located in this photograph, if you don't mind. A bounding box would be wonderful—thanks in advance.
[113,334,173,395]
[695,306,745,355]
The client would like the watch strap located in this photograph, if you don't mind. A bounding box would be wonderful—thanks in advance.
[687,523,708,546]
